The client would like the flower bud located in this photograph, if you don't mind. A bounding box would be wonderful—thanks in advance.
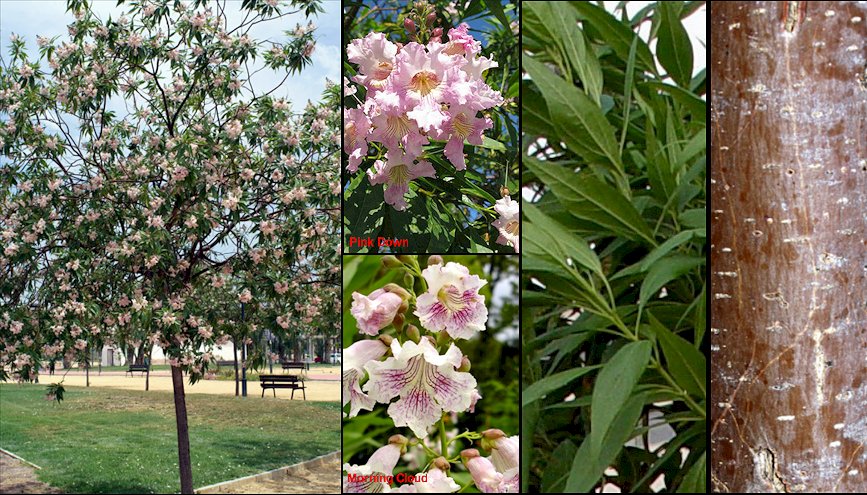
[427,254,443,266]
[480,428,505,451]
[457,355,471,372]
[397,255,415,263]
[378,334,394,346]
[382,255,402,268]
[350,289,404,336]
[437,329,451,347]
[398,300,409,314]
[426,12,437,27]
[429,35,442,44]
[392,313,405,331]
[404,18,416,34]
[389,434,409,454]
[406,324,421,343]
[432,27,443,38]
[403,272,415,289]
[433,456,451,471]
[383,283,411,300]
[500,186,510,197]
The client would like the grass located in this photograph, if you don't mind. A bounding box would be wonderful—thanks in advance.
[0,383,340,494]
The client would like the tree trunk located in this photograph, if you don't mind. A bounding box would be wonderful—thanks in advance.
[145,346,152,392]
[170,365,194,494]
[85,356,89,387]
[711,2,867,492]
[233,339,239,397]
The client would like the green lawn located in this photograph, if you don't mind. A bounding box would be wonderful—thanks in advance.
[0,383,340,494]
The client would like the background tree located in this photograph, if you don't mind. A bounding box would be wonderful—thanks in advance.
[1,0,338,492]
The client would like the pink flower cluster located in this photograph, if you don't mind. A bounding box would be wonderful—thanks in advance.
[345,25,503,210]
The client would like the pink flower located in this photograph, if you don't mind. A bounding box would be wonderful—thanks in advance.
[461,449,517,493]
[260,220,276,237]
[344,108,370,173]
[491,196,519,252]
[74,339,87,351]
[198,326,213,339]
[440,104,491,170]
[342,339,388,418]
[273,281,289,294]
[415,261,488,339]
[364,339,478,438]
[343,436,407,493]
[238,289,253,303]
[367,151,435,211]
[10,321,23,334]
[390,464,460,493]
[346,33,398,91]
[350,288,403,336]
[482,430,519,474]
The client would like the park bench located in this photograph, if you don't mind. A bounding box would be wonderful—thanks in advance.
[259,374,306,400]
[126,364,149,376]
[281,361,309,374]
[215,360,236,369]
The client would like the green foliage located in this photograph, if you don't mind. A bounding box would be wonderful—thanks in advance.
[45,382,66,403]
[522,2,706,492]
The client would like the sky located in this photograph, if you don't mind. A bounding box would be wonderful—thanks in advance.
[0,0,341,109]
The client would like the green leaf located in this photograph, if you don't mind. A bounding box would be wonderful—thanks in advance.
[677,452,706,492]
[479,135,506,152]
[656,2,694,87]
[483,0,511,32]
[523,365,601,406]
[567,392,646,491]
[525,159,656,245]
[643,81,706,119]
[523,55,624,174]
[590,341,651,454]
[540,2,603,103]
[639,229,701,271]
[639,255,704,309]
[524,203,604,277]
[648,312,706,398]
[567,2,656,73]
[541,439,578,493]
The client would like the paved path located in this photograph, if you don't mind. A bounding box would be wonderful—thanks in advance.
[0,452,61,494]
[198,452,340,494]
[33,371,340,401]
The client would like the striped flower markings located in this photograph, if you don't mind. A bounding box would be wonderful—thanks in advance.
[344,256,517,492]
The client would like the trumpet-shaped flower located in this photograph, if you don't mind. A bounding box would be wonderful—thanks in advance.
[461,449,518,493]
[440,104,491,171]
[364,338,478,438]
[350,288,404,335]
[491,196,519,252]
[342,339,388,418]
[345,108,371,172]
[391,465,460,493]
[347,32,398,91]
[367,151,435,211]
[415,262,487,339]
[343,435,407,493]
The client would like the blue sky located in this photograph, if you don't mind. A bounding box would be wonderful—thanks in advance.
[0,0,341,109]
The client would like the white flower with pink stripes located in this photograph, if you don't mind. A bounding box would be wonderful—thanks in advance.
[363,338,477,438]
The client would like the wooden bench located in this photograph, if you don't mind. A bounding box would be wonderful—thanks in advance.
[126,364,149,376]
[259,374,306,400]
[215,360,236,369]
[281,362,309,374]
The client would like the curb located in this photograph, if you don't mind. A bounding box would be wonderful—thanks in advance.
[195,450,339,494]
[0,447,43,470]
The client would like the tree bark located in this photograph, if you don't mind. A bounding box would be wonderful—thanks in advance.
[711,1,867,492]
[170,365,194,494]
[233,339,239,397]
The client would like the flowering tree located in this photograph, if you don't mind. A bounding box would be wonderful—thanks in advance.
[343,255,518,492]
[0,0,338,492]
[343,0,519,253]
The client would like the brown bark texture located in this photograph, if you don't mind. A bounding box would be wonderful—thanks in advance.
[711,2,867,492]
[171,365,194,494]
